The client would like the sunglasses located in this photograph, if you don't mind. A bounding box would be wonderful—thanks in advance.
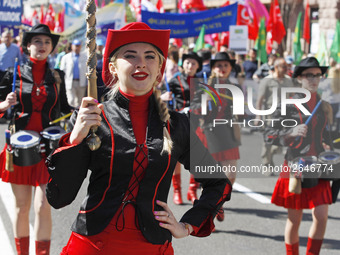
[300,73,323,79]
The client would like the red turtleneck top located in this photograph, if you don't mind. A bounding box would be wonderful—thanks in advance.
[25,57,47,132]
[111,88,153,231]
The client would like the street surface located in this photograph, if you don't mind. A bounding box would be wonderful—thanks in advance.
[0,123,339,255]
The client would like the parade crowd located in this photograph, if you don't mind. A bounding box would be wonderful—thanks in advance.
[0,22,339,255]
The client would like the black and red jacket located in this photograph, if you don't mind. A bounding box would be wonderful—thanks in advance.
[46,91,232,244]
[264,93,332,161]
[0,60,71,130]
[167,72,201,112]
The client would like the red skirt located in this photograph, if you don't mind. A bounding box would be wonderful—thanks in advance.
[196,127,240,161]
[60,219,174,255]
[0,146,49,186]
[271,162,332,209]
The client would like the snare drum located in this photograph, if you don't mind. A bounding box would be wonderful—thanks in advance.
[10,130,41,166]
[318,151,340,181]
[41,126,66,156]
[290,156,321,188]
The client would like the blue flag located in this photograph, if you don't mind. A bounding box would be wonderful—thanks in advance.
[142,3,238,38]
[0,0,23,26]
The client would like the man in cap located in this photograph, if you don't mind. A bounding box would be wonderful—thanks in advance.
[60,39,87,108]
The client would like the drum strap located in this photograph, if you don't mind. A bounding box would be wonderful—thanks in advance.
[51,69,61,95]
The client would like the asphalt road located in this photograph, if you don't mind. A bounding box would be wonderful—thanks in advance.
[0,123,339,255]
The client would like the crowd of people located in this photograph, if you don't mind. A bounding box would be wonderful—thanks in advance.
[0,22,339,255]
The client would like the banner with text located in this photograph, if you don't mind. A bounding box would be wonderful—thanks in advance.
[61,2,125,44]
[0,0,23,26]
[141,3,238,38]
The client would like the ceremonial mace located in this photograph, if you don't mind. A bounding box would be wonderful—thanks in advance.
[5,58,19,171]
[85,0,101,151]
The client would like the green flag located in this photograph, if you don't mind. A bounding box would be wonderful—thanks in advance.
[316,32,328,66]
[330,20,340,63]
[293,12,303,65]
[193,25,206,52]
[255,18,267,64]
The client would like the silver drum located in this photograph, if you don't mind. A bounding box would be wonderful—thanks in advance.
[41,126,66,156]
[318,151,340,181]
[11,130,41,166]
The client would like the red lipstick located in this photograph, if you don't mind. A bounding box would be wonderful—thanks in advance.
[132,72,148,81]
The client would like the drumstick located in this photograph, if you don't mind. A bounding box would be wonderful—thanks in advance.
[12,58,18,93]
[203,72,212,111]
[305,100,322,125]
[164,75,174,106]
[5,58,19,172]
[49,112,72,125]
[295,99,322,141]
[333,138,340,143]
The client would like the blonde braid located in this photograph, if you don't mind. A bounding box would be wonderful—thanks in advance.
[153,89,173,154]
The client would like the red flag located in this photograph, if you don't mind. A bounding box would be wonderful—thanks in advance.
[45,4,55,31]
[220,32,229,47]
[21,15,31,26]
[60,8,65,32]
[237,4,249,26]
[54,11,64,33]
[211,33,219,42]
[237,4,258,40]
[303,0,311,44]
[248,12,259,41]
[95,0,99,7]
[267,0,286,44]
[173,38,183,48]
[101,0,106,8]
[31,10,40,26]
[182,0,206,11]
[221,1,230,7]
[266,32,273,54]
[156,0,164,13]
[178,0,185,13]
[40,5,45,24]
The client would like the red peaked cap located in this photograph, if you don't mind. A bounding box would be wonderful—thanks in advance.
[102,22,170,86]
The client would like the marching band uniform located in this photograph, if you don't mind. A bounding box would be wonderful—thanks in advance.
[0,24,70,255]
[46,22,232,254]
[0,57,70,183]
[267,92,333,209]
[197,76,241,162]
[167,52,203,205]
[195,52,241,222]
[265,57,333,255]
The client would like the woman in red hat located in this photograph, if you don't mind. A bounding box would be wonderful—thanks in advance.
[197,52,241,222]
[46,22,232,255]
[0,24,71,254]
[265,57,334,255]
[165,52,203,206]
